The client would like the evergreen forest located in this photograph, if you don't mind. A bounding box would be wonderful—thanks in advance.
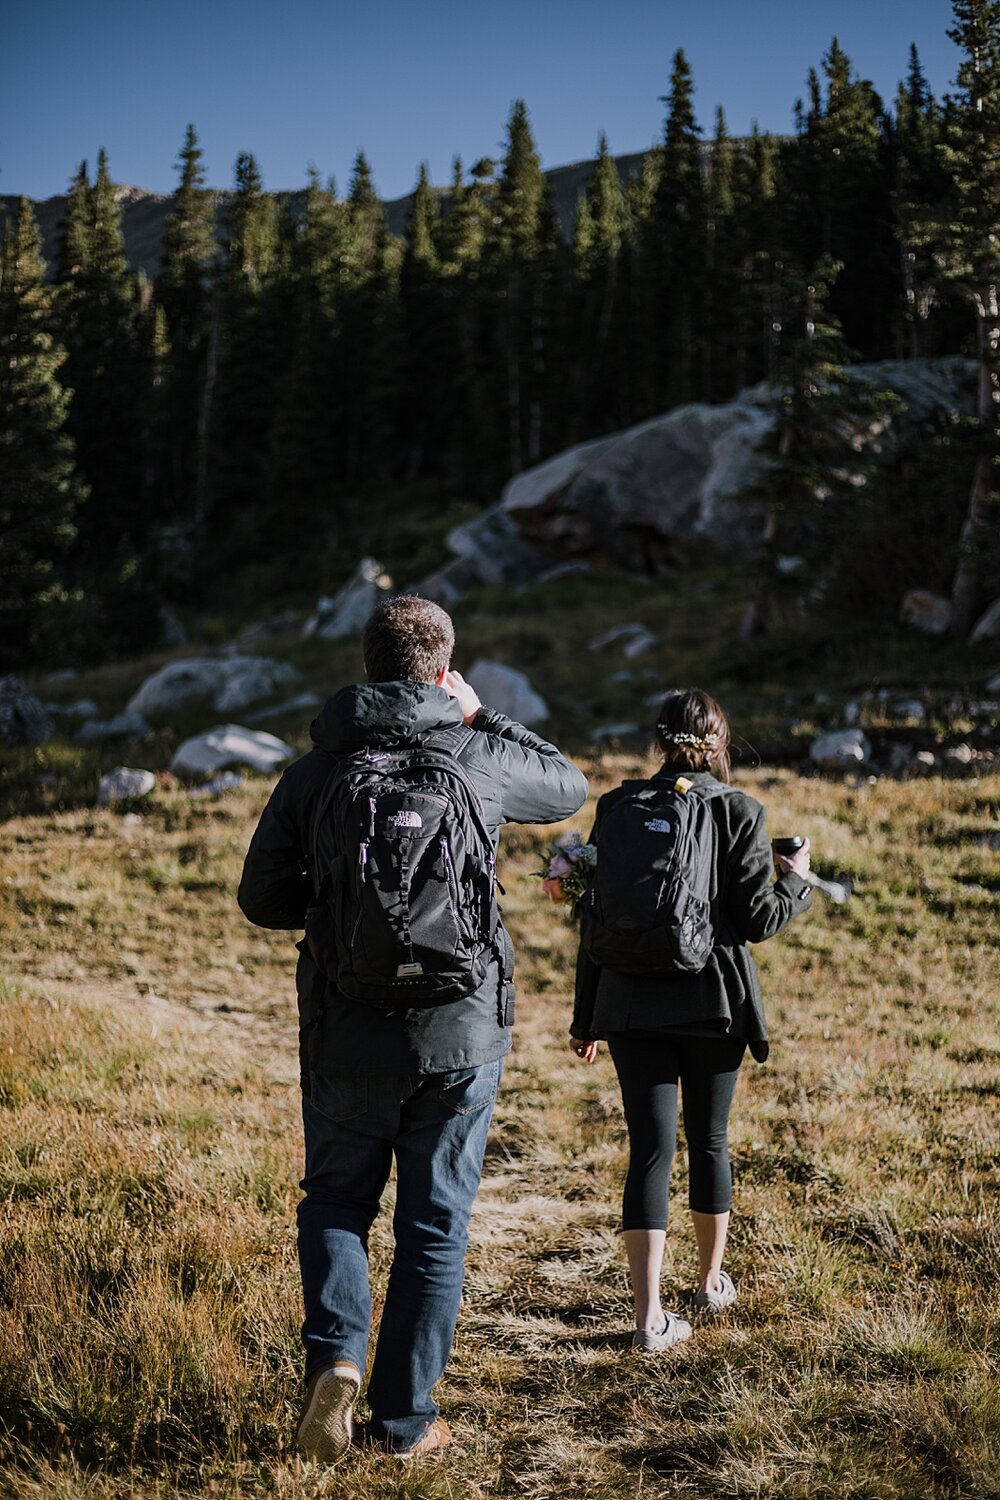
[2,4,999,669]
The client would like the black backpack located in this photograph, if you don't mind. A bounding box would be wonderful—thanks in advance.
[304,727,501,1007]
[580,774,733,976]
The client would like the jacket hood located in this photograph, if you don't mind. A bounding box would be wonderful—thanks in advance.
[310,680,464,754]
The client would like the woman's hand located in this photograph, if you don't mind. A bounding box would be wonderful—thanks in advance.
[569,1037,599,1063]
[775,836,811,878]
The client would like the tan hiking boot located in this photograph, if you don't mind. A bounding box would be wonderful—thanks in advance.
[296,1361,362,1464]
[393,1416,453,1460]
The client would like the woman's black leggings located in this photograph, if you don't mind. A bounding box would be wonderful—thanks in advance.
[607,1032,747,1230]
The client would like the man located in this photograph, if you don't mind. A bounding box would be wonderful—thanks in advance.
[237,595,587,1462]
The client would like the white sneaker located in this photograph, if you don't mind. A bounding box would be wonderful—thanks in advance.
[694,1270,738,1314]
[296,1361,362,1464]
[631,1312,693,1352]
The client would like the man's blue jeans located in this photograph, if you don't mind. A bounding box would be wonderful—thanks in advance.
[297,1057,502,1451]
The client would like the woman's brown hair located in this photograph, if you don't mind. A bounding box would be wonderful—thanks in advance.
[654,688,732,783]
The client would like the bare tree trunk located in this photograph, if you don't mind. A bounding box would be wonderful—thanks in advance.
[950,309,998,635]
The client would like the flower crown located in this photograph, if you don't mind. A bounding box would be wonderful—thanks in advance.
[657,727,717,749]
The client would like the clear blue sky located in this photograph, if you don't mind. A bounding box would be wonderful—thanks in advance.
[2,0,961,203]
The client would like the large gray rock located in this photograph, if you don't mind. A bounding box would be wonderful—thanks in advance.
[126,656,299,723]
[170,724,294,777]
[466,659,549,726]
[810,729,872,770]
[500,357,977,572]
[503,397,775,567]
[970,598,1000,643]
[304,559,392,641]
[0,677,52,747]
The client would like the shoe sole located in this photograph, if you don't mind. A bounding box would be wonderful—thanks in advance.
[296,1367,360,1464]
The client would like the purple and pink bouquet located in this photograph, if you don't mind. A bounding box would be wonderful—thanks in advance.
[536,831,597,918]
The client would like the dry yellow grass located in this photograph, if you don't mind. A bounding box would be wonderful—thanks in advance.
[1,748,998,1498]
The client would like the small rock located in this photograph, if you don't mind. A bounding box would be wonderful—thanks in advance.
[44,669,78,686]
[465,660,549,726]
[913,750,938,771]
[75,710,151,744]
[889,698,925,723]
[622,631,660,661]
[98,767,156,806]
[189,771,244,799]
[591,722,641,742]
[589,622,650,651]
[170,724,295,777]
[843,701,860,726]
[901,589,951,635]
[970,597,1000,643]
[776,554,804,575]
[944,743,974,765]
[0,677,52,748]
[810,729,871,770]
[303,559,392,641]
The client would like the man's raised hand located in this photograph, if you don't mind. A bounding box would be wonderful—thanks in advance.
[442,670,482,726]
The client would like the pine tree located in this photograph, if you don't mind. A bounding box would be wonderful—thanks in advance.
[207,152,282,568]
[647,50,706,408]
[892,46,944,356]
[782,40,897,354]
[739,260,900,640]
[570,133,628,435]
[158,125,217,536]
[54,149,146,574]
[338,152,400,485]
[438,156,498,492]
[55,161,91,286]
[492,100,563,472]
[0,199,87,666]
[399,163,448,477]
[730,125,781,389]
[703,107,737,400]
[932,0,1000,631]
[258,168,342,590]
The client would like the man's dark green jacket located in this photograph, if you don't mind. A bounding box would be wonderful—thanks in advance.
[572,769,812,1061]
[238,680,587,1081]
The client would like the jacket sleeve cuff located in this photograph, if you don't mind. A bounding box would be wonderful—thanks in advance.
[471,707,513,733]
[776,870,812,906]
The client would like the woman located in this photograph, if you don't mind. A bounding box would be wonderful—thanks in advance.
[570,688,812,1351]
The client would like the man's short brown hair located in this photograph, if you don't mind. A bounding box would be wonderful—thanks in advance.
[362,595,455,684]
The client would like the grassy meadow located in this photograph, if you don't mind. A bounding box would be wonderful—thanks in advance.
[1,572,999,1498]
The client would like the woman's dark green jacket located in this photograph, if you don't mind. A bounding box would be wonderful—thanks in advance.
[571,770,812,1062]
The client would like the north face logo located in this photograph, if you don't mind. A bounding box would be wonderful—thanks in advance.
[644,818,673,834]
[390,810,423,828]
